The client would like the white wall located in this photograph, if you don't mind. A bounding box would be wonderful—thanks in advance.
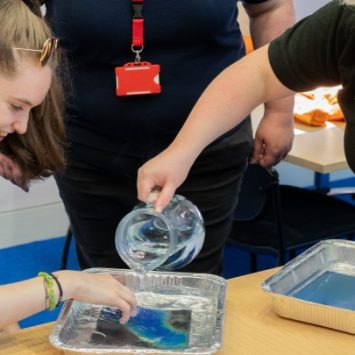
[294,0,330,20]
[0,177,69,248]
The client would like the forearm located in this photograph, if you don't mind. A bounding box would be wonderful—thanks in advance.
[169,45,294,166]
[0,277,49,328]
[264,95,294,120]
[0,271,78,329]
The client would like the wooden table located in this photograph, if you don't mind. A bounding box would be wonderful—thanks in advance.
[285,121,348,189]
[1,268,355,355]
[285,121,347,173]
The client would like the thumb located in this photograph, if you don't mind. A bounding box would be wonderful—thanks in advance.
[137,175,156,203]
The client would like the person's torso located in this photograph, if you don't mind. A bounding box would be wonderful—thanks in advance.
[46,0,246,153]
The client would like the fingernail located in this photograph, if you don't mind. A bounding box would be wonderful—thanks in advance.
[155,205,163,213]
[147,191,159,204]
[131,308,138,317]
[119,318,127,325]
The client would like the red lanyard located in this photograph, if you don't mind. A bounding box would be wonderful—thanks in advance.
[114,0,161,96]
[131,0,144,62]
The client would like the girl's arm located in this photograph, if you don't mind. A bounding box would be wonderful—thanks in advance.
[0,270,137,329]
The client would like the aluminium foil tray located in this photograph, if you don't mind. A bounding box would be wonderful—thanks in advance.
[262,239,355,333]
[49,268,227,354]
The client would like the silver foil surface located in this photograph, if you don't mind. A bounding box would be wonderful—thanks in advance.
[50,268,227,354]
[262,239,355,333]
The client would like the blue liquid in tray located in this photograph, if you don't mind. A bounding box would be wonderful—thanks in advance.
[293,271,355,310]
[95,306,191,349]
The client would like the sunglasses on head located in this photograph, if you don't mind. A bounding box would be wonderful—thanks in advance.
[13,38,59,67]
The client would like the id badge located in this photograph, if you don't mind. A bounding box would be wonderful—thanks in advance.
[115,61,161,96]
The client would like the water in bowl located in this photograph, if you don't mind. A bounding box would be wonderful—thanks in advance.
[123,217,205,273]
[115,194,205,273]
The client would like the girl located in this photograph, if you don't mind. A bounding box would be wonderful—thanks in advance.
[0,0,136,330]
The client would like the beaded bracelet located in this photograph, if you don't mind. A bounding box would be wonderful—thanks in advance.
[49,272,63,308]
[38,272,57,311]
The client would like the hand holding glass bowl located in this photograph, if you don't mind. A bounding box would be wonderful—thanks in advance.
[115,195,205,273]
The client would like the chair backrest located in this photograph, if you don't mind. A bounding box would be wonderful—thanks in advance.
[232,164,287,266]
[234,164,279,221]
[231,164,355,271]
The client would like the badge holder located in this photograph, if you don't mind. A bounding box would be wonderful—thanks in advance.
[115,53,161,96]
[115,0,161,97]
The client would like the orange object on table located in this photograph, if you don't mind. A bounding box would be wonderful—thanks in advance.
[294,86,344,126]
[243,35,254,54]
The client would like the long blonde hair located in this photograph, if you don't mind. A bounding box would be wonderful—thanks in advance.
[0,0,66,184]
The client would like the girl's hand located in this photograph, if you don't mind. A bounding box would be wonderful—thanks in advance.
[58,271,137,324]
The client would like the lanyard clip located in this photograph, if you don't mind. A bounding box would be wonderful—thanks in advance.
[132,1,143,19]
[131,44,143,63]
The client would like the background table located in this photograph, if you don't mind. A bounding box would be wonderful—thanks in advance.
[284,121,347,189]
[2,268,355,354]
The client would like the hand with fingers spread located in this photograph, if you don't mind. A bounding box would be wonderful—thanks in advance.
[0,153,29,192]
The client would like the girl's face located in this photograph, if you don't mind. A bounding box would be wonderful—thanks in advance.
[0,57,52,142]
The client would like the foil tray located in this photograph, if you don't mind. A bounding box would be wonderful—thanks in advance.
[262,239,355,333]
[49,268,227,354]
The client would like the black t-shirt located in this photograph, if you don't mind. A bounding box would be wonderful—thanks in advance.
[45,0,265,156]
[268,0,355,172]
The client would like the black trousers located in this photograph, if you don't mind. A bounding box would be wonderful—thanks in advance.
[55,119,253,275]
